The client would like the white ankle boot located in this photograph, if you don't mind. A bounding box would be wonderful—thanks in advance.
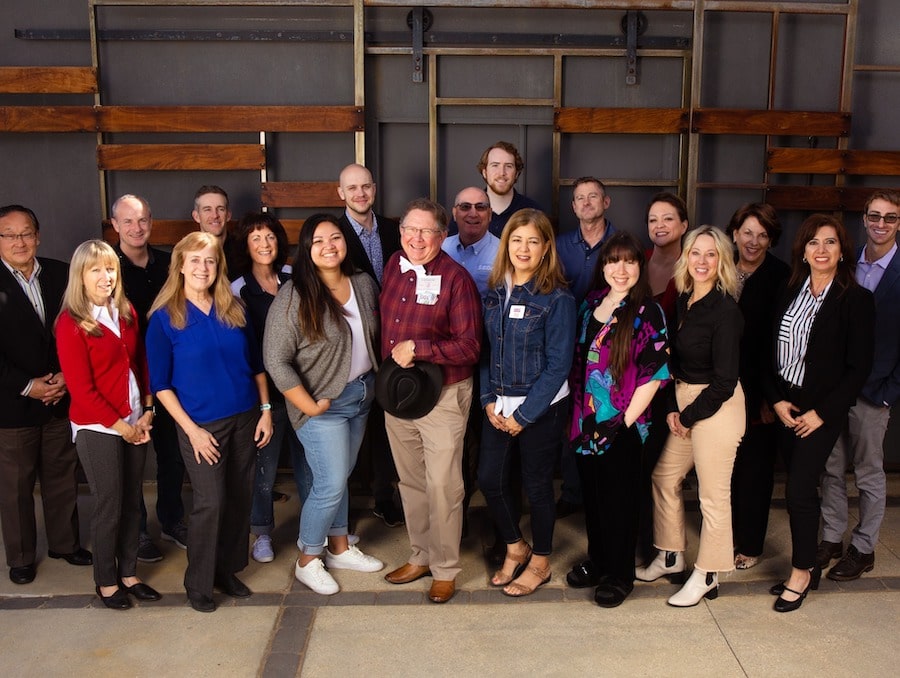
[635,551,685,583]
[667,568,718,607]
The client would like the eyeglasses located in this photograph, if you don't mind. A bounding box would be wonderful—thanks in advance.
[400,225,442,238]
[454,202,490,213]
[865,212,899,225]
[0,232,37,243]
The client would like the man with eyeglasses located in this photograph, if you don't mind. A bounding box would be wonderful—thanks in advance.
[335,163,405,529]
[442,187,499,299]
[818,190,900,582]
[0,204,91,584]
[556,176,618,306]
[111,194,188,562]
[477,141,542,237]
[380,198,482,603]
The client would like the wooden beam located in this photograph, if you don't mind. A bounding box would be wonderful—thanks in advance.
[0,106,96,132]
[97,144,265,171]
[693,109,850,136]
[768,148,900,176]
[261,182,343,209]
[765,186,878,213]
[0,66,97,94]
[98,106,363,133]
[555,108,688,134]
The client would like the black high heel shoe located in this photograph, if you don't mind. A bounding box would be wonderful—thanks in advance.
[769,566,821,596]
[773,567,820,613]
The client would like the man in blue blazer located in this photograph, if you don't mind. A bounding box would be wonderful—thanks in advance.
[0,204,91,584]
[820,190,900,580]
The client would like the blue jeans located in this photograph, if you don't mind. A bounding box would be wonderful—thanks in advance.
[296,372,374,555]
[251,401,309,536]
[478,398,567,556]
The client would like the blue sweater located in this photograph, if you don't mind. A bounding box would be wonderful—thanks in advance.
[146,302,262,424]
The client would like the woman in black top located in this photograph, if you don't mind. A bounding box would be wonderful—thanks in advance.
[763,214,874,612]
[726,204,790,570]
[635,226,745,607]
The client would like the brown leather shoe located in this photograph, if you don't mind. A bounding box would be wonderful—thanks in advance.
[384,563,431,584]
[428,579,456,603]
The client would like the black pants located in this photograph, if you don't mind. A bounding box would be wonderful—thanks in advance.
[177,409,257,597]
[731,421,779,557]
[577,425,642,588]
[75,429,146,587]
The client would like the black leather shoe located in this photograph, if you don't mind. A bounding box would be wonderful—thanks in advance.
[9,564,36,585]
[214,574,252,598]
[96,586,132,610]
[187,590,216,613]
[770,566,821,596]
[121,581,162,601]
[594,577,633,608]
[826,545,874,582]
[814,540,842,568]
[566,560,600,589]
[48,547,93,566]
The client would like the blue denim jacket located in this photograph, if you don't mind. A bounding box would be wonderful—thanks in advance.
[480,280,576,426]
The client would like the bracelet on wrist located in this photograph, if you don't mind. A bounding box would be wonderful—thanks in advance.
[142,405,156,416]
[260,403,272,412]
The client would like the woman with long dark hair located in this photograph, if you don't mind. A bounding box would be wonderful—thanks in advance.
[264,213,383,596]
[763,214,874,612]
[568,232,669,607]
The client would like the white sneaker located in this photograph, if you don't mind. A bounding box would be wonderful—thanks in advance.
[324,544,384,573]
[294,557,339,595]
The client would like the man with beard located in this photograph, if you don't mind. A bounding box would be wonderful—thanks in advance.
[477,141,542,237]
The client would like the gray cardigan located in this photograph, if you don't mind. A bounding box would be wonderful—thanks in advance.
[263,273,379,431]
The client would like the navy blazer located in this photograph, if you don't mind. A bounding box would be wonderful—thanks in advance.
[763,279,875,425]
[338,212,400,288]
[0,257,69,427]
[860,245,900,407]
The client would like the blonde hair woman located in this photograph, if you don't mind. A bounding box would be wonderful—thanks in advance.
[636,226,746,607]
[146,232,273,613]
[56,240,159,609]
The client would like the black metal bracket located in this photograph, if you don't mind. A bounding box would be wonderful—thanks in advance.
[623,11,648,87]
[406,8,433,83]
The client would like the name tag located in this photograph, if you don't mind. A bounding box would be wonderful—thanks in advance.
[509,304,525,319]
[416,274,441,297]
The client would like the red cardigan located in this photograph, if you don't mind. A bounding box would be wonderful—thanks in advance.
[56,305,150,428]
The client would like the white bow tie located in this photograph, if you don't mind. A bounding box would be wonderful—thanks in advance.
[399,256,426,277]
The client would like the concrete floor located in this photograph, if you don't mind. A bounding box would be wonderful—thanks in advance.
[1,475,898,677]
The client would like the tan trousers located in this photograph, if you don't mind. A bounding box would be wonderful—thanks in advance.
[384,378,472,581]
[652,381,745,573]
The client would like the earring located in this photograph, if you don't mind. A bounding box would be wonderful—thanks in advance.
[840,255,844,262]
[802,256,807,264]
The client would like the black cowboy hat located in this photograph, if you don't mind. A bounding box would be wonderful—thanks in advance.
[375,357,444,419]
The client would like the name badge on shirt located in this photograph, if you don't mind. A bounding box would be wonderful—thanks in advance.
[415,274,441,305]
[509,304,525,319]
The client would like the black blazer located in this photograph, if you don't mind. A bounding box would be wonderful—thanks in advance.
[0,257,69,427]
[861,245,900,407]
[737,252,790,417]
[762,279,875,424]
[338,213,400,287]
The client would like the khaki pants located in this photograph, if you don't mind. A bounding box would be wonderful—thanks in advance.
[384,378,472,581]
[652,381,745,573]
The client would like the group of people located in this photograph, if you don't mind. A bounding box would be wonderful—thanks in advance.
[1,140,896,616]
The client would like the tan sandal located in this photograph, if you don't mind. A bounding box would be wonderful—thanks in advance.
[491,542,532,587]
[734,553,759,570]
[502,562,551,597]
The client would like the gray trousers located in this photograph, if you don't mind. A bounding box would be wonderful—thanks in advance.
[75,429,146,587]
[177,409,257,597]
[821,398,890,553]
